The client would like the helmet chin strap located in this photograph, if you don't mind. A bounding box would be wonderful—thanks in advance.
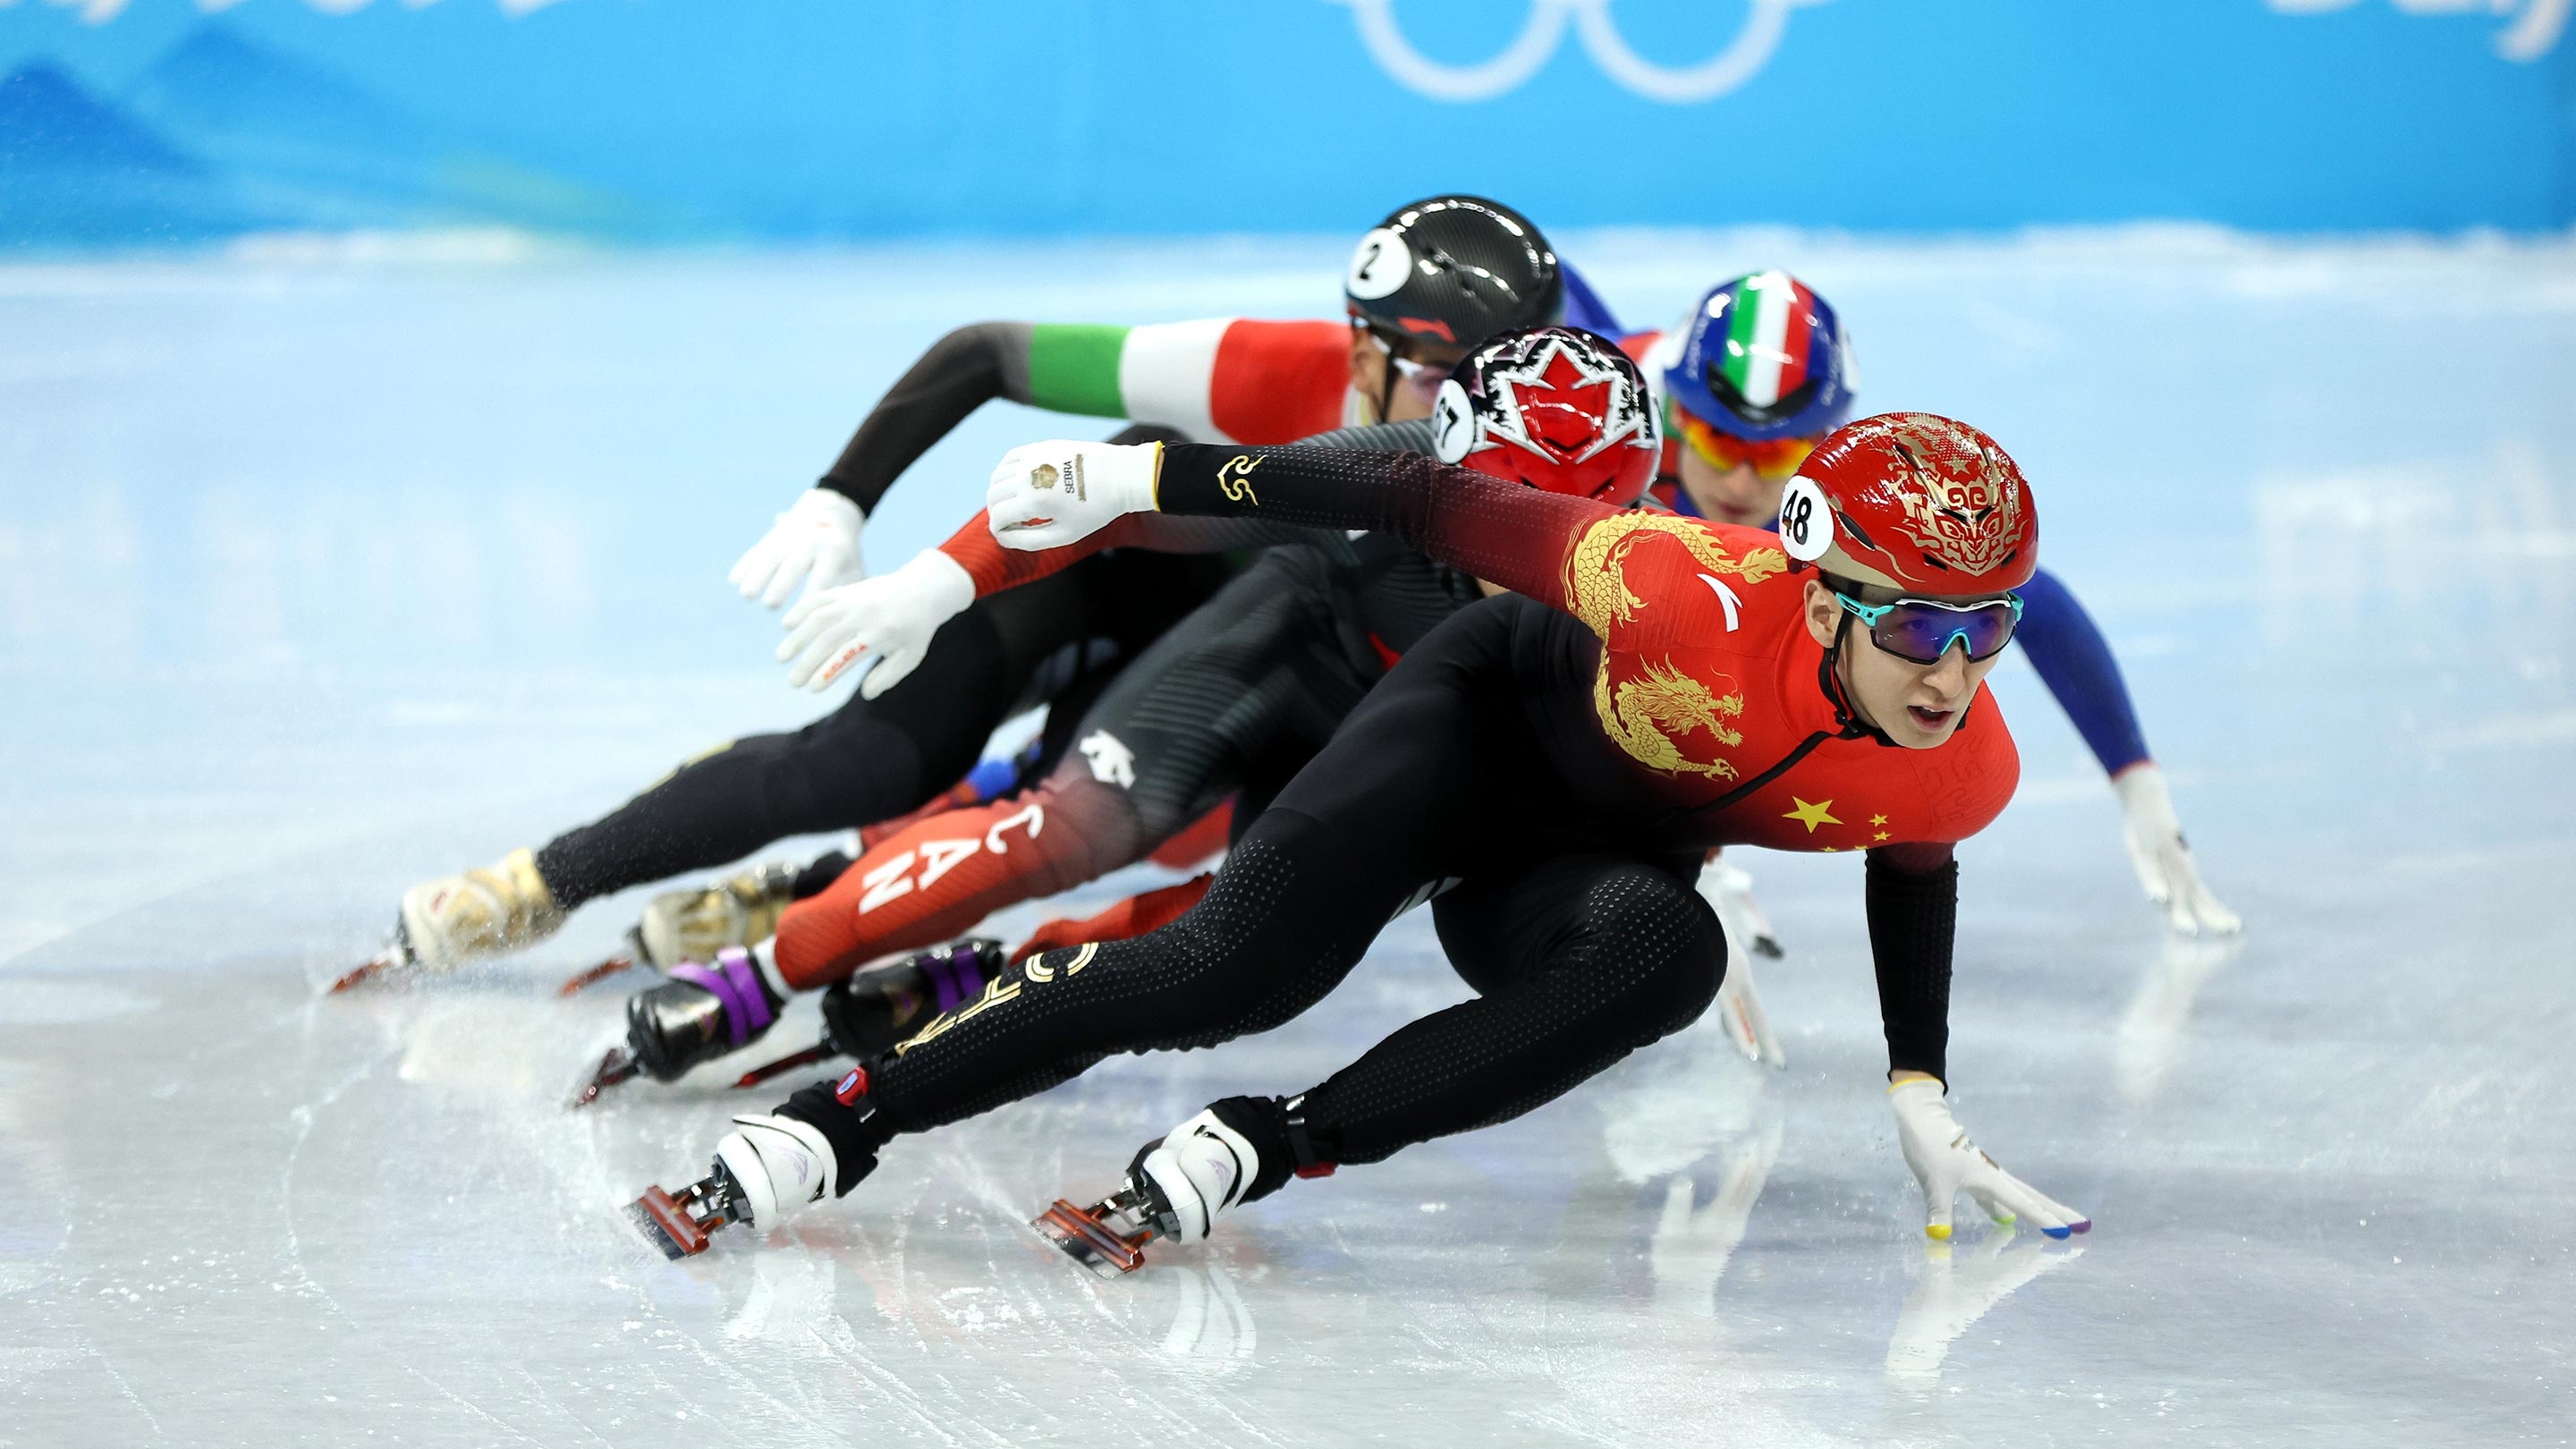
[1818,612,1887,744]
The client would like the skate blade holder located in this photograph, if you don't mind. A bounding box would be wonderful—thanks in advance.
[625,1178,732,1260]
[1033,1197,1157,1279]
[565,1046,642,1111]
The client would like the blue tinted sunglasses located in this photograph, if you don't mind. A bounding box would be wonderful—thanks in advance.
[1834,590,2024,665]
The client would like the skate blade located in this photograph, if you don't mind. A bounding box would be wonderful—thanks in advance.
[555,953,639,997]
[733,1041,832,1090]
[1032,1199,1150,1279]
[624,1185,718,1259]
[566,1046,641,1110]
[327,948,406,995]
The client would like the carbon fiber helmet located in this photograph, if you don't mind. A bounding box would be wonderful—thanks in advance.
[1344,195,1563,360]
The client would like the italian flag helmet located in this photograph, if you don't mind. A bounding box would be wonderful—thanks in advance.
[1665,271,1857,443]
[1775,413,2039,594]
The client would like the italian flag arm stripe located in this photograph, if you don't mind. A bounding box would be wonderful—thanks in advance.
[1024,324,1132,418]
[1116,318,1233,439]
[1208,320,1352,445]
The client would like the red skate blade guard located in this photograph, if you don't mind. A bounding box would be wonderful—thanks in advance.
[1032,1199,1148,1279]
[625,1186,715,1260]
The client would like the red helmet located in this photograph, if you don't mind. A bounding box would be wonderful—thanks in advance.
[1430,326,1659,507]
[1775,412,2038,593]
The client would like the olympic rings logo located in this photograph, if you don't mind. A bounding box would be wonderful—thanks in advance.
[1323,0,1835,104]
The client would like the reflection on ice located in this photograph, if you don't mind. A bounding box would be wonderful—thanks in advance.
[2114,934,2247,1106]
[1884,1229,2084,1381]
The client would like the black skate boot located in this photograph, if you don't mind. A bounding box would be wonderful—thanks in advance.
[571,946,782,1106]
[727,937,1006,1091]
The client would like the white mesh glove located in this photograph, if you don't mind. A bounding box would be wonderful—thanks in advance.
[1695,856,1785,1068]
[777,548,973,697]
[712,1113,836,1232]
[2113,763,2241,936]
[730,487,867,609]
[986,439,1161,552]
[1888,1078,2088,1242]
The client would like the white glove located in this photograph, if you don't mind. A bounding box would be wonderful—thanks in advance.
[1888,1078,2088,1242]
[712,1113,836,1232]
[2114,763,2241,936]
[1697,855,1784,959]
[776,547,973,697]
[1696,856,1785,1068]
[730,487,867,609]
[985,439,1161,552]
[1138,1107,1259,1243]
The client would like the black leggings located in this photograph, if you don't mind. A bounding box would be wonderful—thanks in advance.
[533,489,1228,907]
[821,595,1729,1175]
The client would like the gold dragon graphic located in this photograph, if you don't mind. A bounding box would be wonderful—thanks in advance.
[1562,513,1780,777]
[1594,658,1746,780]
[1563,513,1788,634]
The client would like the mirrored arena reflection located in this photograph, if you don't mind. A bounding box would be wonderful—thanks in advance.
[0,230,2570,1445]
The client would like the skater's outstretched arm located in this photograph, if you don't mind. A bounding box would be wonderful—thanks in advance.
[2011,567,2238,934]
[933,418,1441,597]
[734,318,1349,611]
[987,439,1783,649]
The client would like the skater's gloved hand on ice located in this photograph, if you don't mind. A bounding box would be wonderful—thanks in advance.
[1888,1076,2088,1242]
[778,548,975,696]
[732,487,868,609]
[986,439,1162,552]
[2113,763,2241,936]
[1696,857,1785,1068]
[713,1113,836,1232]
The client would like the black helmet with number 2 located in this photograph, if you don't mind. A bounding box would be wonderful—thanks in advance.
[1343,195,1563,363]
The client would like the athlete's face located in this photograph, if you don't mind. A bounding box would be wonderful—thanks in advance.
[1676,445,1790,526]
[1348,326,1458,423]
[1801,579,2007,749]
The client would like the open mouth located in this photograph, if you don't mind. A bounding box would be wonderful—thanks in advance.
[1905,704,1956,731]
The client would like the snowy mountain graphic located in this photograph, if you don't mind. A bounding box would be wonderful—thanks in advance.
[0,63,271,245]
[4,23,681,249]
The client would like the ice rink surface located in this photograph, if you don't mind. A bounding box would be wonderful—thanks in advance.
[2,228,2572,1445]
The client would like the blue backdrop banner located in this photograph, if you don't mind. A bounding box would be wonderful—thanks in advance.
[4,0,2570,246]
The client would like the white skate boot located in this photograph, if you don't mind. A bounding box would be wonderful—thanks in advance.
[1035,1106,1267,1277]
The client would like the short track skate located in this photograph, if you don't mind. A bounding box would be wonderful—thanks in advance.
[1032,1184,1165,1279]
[623,1169,748,1259]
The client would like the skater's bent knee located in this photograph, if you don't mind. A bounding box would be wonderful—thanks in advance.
[1590,866,1726,1034]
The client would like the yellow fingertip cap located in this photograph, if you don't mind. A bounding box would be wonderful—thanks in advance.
[1925,1223,1952,1241]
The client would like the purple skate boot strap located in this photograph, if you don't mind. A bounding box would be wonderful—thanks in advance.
[669,950,775,1047]
[921,945,987,1015]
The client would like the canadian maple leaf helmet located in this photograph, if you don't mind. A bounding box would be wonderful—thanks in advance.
[1429,326,1660,506]
[1775,412,2038,594]
[1665,271,1857,442]
[1344,195,1564,359]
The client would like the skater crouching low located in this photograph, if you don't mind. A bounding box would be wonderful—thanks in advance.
[631,412,2089,1267]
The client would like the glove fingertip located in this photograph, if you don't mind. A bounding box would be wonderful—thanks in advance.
[1924,1222,1952,1242]
[2066,1217,2092,1234]
[2041,1223,2071,1240]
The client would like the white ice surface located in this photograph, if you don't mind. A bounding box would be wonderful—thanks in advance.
[2,228,2572,1445]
